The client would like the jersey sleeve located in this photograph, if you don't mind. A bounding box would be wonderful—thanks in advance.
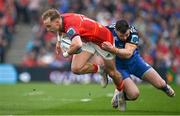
[66,27,80,40]
[127,26,139,45]
[127,34,139,45]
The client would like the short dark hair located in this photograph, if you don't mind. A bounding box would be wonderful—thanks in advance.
[41,8,60,21]
[115,20,129,34]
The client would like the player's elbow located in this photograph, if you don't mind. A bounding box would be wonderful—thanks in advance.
[71,42,82,51]
[76,43,83,49]
[74,43,82,51]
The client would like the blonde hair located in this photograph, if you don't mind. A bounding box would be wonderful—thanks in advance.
[41,8,60,21]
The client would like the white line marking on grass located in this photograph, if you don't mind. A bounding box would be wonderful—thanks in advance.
[37,98,92,102]
[106,93,114,97]
[59,98,92,102]
[80,98,92,102]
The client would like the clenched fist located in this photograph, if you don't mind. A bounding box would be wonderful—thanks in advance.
[101,42,114,52]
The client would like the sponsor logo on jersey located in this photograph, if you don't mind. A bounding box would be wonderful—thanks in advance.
[131,35,139,44]
[67,28,76,36]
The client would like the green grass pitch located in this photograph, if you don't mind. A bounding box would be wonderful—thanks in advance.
[0,83,179,115]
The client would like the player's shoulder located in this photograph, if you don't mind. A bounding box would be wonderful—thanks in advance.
[129,25,138,34]
[125,26,139,45]
[63,13,81,28]
[106,23,115,32]
[106,23,116,29]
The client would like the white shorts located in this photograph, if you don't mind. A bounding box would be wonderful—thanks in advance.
[82,42,115,60]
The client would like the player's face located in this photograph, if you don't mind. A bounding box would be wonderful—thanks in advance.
[116,29,130,41]
[43,18,60,33]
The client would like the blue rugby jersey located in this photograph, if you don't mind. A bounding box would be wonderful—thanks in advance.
[107,24,140,66]
[106,24,151,79]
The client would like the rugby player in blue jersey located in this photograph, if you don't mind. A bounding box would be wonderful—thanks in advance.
[102,20,175,111]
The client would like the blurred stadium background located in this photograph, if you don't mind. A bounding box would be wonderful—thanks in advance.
[0,0,180,115]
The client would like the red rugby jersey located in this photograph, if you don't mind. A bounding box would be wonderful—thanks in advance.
[61,13,113,47]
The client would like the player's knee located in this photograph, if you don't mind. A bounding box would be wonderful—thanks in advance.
[71,66,82,75]
[128,90,139,100]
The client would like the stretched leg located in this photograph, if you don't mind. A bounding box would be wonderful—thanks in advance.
[71,51,95,74]
[71,43,109,87]
[111,78,139,111]
[90,43,123,89]
[103,58,123,91]
[123,78,139,100]
[143,68,175,97]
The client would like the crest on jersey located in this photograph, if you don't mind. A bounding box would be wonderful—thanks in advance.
[67,28,76,37]
[131,35,139,44]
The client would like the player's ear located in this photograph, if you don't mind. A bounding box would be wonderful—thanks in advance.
[43,17,51,24]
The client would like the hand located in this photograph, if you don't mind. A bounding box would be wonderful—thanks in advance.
[56,41,61,55]
[101,42,114,51]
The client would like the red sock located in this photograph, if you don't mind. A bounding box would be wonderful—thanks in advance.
[116,80,124,91]
[92,64,98,73]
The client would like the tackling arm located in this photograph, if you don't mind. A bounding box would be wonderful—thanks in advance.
[113,43,137,59]
[102,42,137,59]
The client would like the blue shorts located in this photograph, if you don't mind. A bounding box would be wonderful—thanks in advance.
[116,55,151,80]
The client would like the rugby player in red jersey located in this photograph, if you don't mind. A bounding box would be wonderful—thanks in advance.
[41,8,123,91]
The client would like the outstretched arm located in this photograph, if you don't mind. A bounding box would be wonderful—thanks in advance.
[102,42,137,59]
